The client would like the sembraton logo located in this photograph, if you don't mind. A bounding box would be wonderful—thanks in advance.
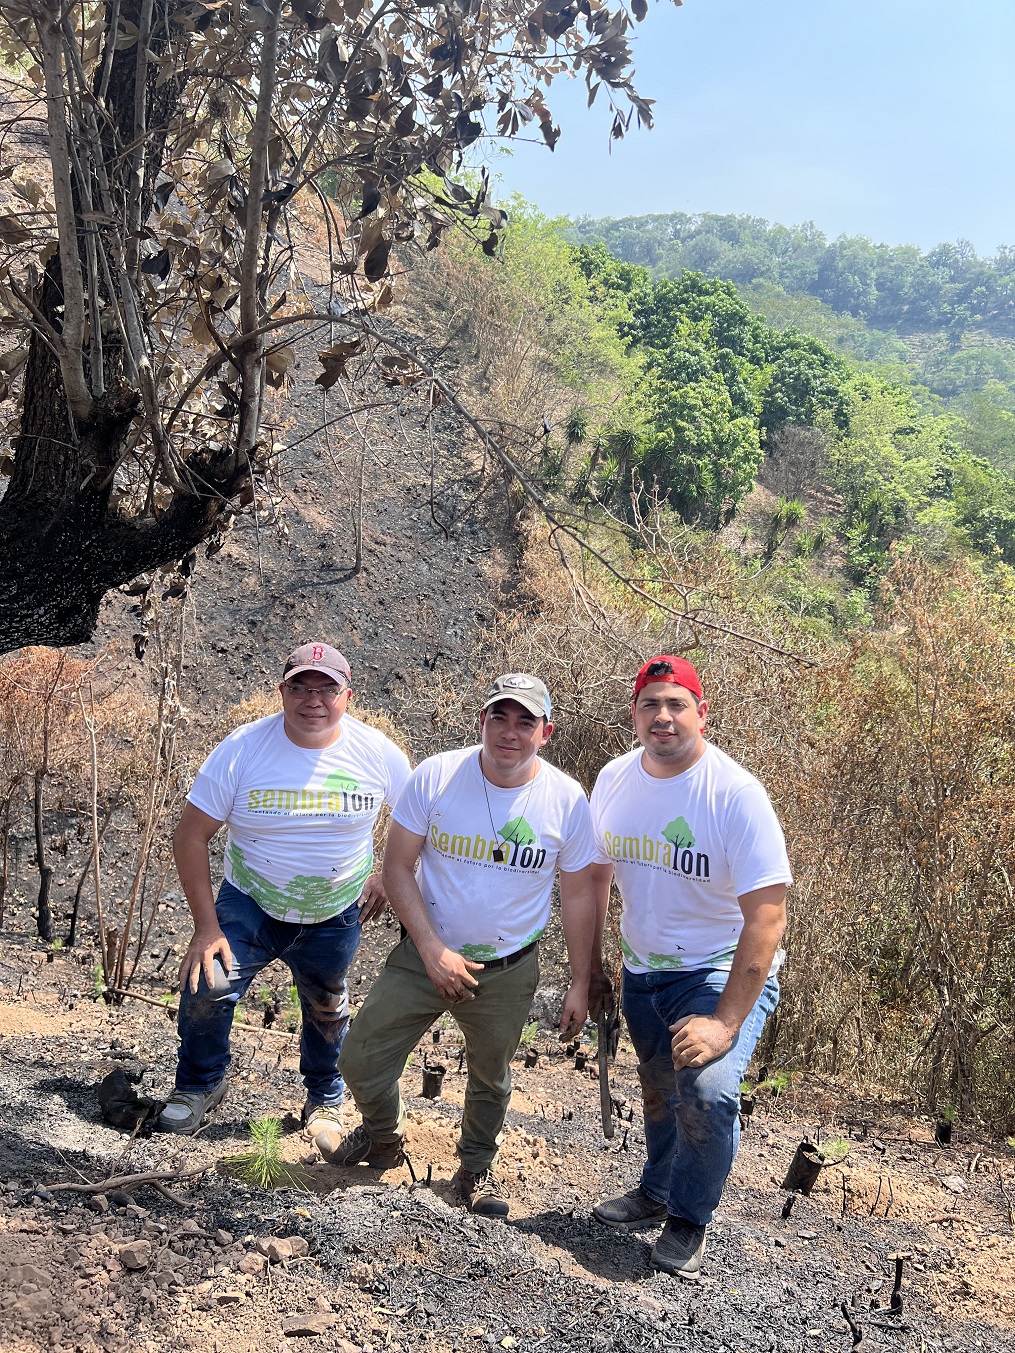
[246,769,378,815]
[602,815,711,878]
[429,815,547,870]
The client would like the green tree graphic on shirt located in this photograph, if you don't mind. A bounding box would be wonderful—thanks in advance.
[662,817,695,850]
[324,769,359,793]
[499,816,537,846]
[460,943,500,961]
[621,937,643,966]
[228,844,369,923]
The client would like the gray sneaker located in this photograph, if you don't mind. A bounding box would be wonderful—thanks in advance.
[593,1185,668,1231]
[156,1081,227,1135]
[650,1217,707,1279]
[301,1101,345,1157]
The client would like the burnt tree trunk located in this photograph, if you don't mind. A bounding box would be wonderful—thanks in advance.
[33,769,53,942]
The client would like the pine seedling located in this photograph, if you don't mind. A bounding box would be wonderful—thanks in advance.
[519,1020,539,1047]
[820,1136,851,1165]
[223,1116,307,1191]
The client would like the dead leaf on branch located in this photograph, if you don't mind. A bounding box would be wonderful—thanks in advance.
[265,346,296,388]
[0,215,31,246]
[206,158,236,185]
[315,338,366,389]
[378,353,424,387]
[190,315,215,347]
[114,19,139,50]
[356,218,385,258]
[140,248,172,281]
[363,239,390,282]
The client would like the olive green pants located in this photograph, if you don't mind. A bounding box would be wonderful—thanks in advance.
[338,934,539,1173]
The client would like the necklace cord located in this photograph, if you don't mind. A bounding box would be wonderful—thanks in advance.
[478,751,538,863]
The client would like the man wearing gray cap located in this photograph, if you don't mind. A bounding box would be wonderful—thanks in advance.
[333,673,599,1217]
[158,643,411,1140]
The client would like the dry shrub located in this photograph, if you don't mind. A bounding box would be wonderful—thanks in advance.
[0,648,100,932]
[410,242,570,442]
[775,553,1015,1128]
[0,605,200,984]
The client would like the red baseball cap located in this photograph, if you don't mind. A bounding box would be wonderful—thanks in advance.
[632,655,703,703]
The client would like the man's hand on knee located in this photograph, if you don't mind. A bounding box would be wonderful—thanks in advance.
[179,928,233,995]
[358,871,388,923]
[668,1014,735,1070]
[422,944,483,1002]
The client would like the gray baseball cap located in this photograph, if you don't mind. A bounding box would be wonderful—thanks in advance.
[283,642,351,684]
[482,672,552,721]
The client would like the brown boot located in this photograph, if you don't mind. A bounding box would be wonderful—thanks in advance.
[456,1166,509,1218]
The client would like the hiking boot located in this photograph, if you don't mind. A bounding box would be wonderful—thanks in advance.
[592,1185,668,1232]
[317,1122,405,1169]
[650,1217,707,1280]
[156,1081,227,1135]
[457,1167,509,1218]
[301,1101,345,1158]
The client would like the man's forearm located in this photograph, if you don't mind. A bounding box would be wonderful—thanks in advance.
[589,863,614,973]
[713,914,785,1035]
[383,863,443,958]
[173,837,220,933]
[559,873,597,986]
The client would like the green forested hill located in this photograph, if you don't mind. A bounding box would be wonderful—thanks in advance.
[568,211,1015,473]
[568,211,1015,339]
[418,202,1015,630]
[565,247,1015,592]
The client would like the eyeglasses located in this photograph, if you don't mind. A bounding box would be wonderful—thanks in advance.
[283,681,347,702]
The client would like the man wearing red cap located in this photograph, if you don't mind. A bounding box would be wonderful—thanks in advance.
[157,643,411,1139]
[589,656,791,1279]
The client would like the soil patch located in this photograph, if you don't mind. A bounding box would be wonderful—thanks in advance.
[1,930,1013,1353]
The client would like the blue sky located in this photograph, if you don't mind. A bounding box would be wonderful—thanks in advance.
[485,0,1015,255]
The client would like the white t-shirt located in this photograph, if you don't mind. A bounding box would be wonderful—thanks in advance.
[392,746,597,960]
[188,712,411,924]
[590,742,792,975]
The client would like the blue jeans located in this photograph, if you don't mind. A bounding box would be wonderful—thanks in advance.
[175,880,362,1105]
[623,966,779,1227]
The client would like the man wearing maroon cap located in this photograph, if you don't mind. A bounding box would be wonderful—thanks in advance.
[589,656,791,1279]
[157,643,411,1139]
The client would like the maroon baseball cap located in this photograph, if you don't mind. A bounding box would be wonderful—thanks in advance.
[282,643,351,685]
[632,655,703,703]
